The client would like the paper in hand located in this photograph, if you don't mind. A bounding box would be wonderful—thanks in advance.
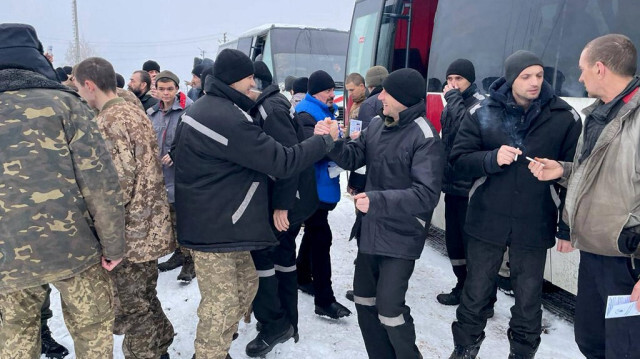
[605,295,640,319]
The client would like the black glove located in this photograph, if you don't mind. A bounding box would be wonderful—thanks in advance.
[618,227,640,255]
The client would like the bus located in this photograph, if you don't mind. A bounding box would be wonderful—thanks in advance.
[346,0,640,295]
[218,24,349,119]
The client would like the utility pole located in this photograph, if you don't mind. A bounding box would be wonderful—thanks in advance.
[218,32,228,45]
[199,48,206,59]
[72,0,80,64]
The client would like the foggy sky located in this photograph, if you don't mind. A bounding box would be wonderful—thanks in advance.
[1,0,356,89]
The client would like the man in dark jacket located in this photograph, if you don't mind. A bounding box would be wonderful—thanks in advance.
[437,59,485,306]
[172,49,336,359]
[321,68,444,358]
[128,70,158,111]
[295,70,352,319]
[244,61,319,357]
[448,51,582,359]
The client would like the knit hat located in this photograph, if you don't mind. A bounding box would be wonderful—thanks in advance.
[142,60,160,73]
[155,70,179,87]
[192,64,205,77]
[0,23,58,81]
[308,70,335,95]
[62,66,73,75]
[116,73,125,88]
[55,67,68,83]
[382,68,425,107]
[446,58,475,83]
[293,77,308,94]
[214,49,254,85]
[365,66,389,88]
[504,50,543,85]
[285,76,296,91]
[253,61,273,86]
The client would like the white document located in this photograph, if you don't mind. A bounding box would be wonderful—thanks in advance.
[605,295,640,319]
[349,119,362,136]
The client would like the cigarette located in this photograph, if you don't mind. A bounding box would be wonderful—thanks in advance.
[514,147,520,161]
[526,156,545,166]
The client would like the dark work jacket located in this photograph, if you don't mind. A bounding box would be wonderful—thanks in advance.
[440,83,485,196]
[139,90,159,111]
[329,101,445,260]
[251,84,319,227]
[450,78,582,249]
[173,77,334,253]
[357,86,383,130]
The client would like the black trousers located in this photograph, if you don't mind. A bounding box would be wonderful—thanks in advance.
[353,252,421,359]
[575,251,640,359]
[296,208,336,307]
[452,238,547,356]
[444,194,469,288]
[251,224,302,336]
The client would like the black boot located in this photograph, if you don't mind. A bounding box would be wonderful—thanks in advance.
[245,325,294,357]
[158,248,185,272]
[41,324,69,359]
[177,254,196,283]
[314,301,351,319]
[449,333,485,359]
[345,290,354,302]
[497,274,514,297]
[298,282,315,296]
[508,351,536,359]
[437,286,462,306]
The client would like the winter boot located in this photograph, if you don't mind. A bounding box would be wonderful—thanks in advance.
[245,325,294,357]
[345,290,354,302]
[158,248,185,272]
[497,274,514,297]
[177,254,196,283]
[41,324,69,359]
[508,351,536,359]
[298,282,315,296]
[160,353,170,359]
[449,333,485,359]
[314,301,351,319]
[437,286,463,306]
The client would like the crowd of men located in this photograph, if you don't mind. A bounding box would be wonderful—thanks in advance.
[1,21,640,359]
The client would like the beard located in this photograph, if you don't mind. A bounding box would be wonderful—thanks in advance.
[128,86,142,97]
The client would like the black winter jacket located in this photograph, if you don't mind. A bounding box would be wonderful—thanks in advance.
[329,101,444,260]
[357,86,383,130]
[173,77,334,252]
[251,84,319,226]
[440,83,484,196]
[138,91,158,111]
[450,78,582,249]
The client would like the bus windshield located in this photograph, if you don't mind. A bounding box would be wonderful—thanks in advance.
[427,0,640,98]
[269,28,348,85]
[346,0,385,77]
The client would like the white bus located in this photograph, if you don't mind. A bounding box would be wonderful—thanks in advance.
[346,0,640,295]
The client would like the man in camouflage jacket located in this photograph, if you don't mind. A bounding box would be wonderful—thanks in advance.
[74,57,176,359]
[0,24,126,359]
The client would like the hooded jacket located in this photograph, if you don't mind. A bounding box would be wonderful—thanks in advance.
[0,69,125,292]
[173,77,334,253]
[329,101,444,260]
[450,78,582,249]
[296,93,341,204]
[251,84,319,226]
[561,85,640,257]
[440,83,485,196]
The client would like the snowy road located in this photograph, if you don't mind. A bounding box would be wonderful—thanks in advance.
[48,174,583,358]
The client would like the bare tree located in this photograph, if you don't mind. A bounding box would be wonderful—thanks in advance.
[64,38,98,65]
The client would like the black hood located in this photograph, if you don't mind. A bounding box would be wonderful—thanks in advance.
[0,24,58,82]
[204,76,255,112]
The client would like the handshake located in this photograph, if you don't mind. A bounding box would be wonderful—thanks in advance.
[314,118,341,141]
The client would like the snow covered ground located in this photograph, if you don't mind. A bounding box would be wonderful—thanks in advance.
[48,174,583,358]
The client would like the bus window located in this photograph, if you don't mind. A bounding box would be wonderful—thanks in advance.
[346,0,385,77]
[427,0,640,98]
[237,37,253,56]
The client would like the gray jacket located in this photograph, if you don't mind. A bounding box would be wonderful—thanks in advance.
[147,96,193,203]
[561,89,640,257]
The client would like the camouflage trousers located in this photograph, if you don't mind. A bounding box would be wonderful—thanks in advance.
[170,203,190,257]
[0,263,115,359]
[111,259,174,359]
[192,251,258,359]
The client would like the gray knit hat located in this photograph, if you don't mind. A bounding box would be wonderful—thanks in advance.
[504,50,543,85]
[365,66,389,88]
[155,70,179,87]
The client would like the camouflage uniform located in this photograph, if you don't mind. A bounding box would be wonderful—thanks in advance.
[0,68,126,358]
[192,251,258,359]
[95,96,175,358]
[117,87,145,111]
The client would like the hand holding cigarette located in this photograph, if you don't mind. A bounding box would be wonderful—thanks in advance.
[497,145,522,166]
[527,157,564,181]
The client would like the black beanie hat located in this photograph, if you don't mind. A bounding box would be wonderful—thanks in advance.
[0,23,58,81]
[214,49,254,85]
[285,76,296,91]
[115,73,125,88]
[308,70,335,95]
[62,66,73,75]
[142,60,160,73]
[293,77,308,94]
[55,67,68,83]
[382,68,425,108]
[446,58,475,83]
[253,61,273,86]
[192,63,205,77]
[504,50,543,85]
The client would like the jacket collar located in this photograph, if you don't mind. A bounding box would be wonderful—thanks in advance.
[253,84,281,108]
[384,100,425,129]
[367,86,382,99]
[0,68,72,93]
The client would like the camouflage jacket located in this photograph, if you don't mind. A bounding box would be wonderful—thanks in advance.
[0,69,126,293]
[95,97,175,262]
[116,87,145,111]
